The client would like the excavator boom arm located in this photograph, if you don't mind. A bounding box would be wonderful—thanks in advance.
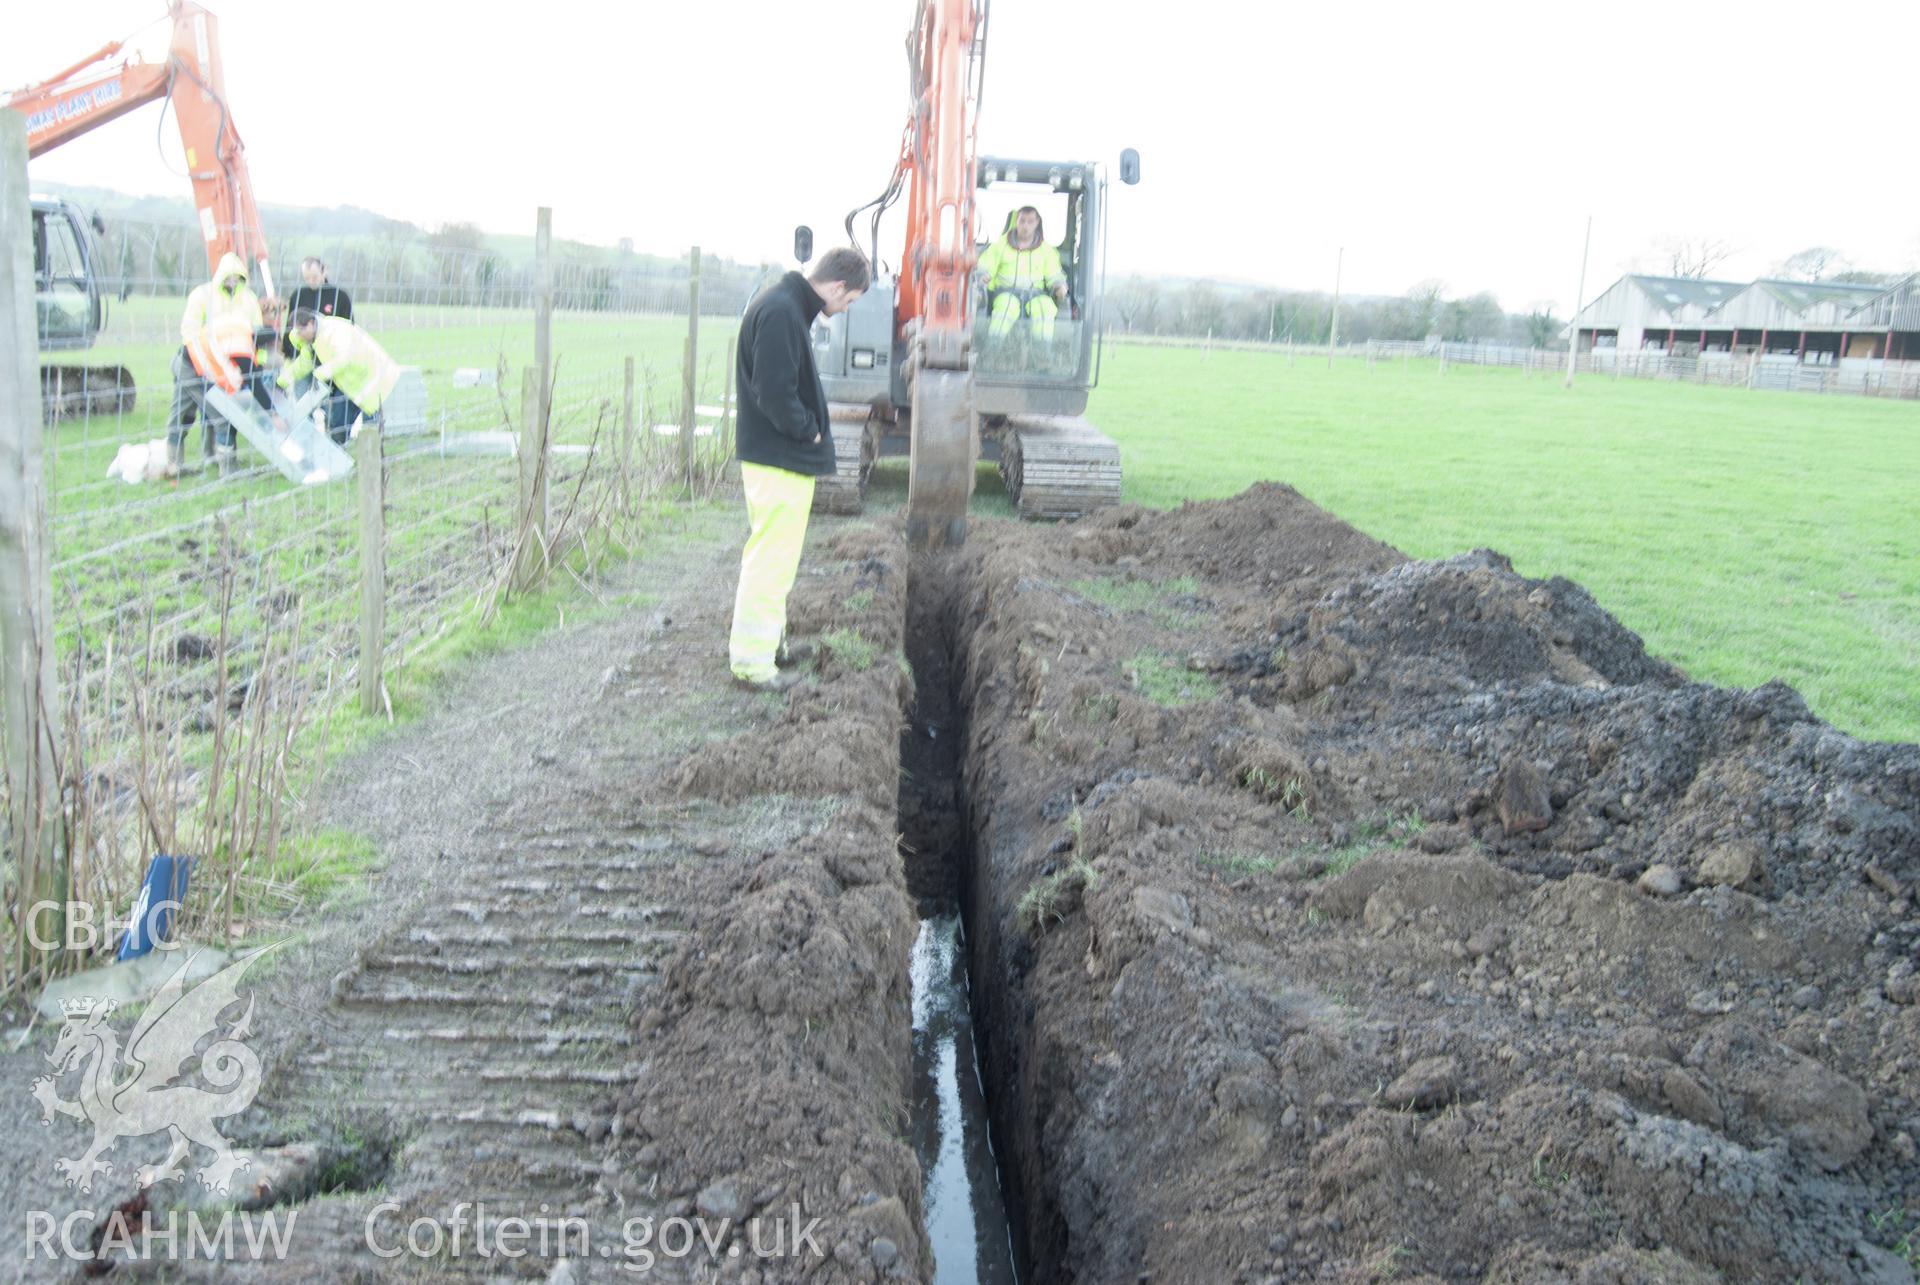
[894,0,984,546]
[897,0,980,358]
[6,2,272,293]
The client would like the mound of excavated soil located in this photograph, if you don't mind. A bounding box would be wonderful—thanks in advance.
[642,522,934,1282]
[948,482,1920,1283]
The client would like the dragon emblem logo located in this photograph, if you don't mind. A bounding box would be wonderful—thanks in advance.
[31,946,277,1197]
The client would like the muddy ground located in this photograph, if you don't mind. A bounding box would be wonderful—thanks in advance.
[5,478,1916,1284]
[940,482,1919,1283]
[2,504,934,1282]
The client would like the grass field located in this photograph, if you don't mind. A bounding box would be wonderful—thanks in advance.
[1088,346,1919,743]
[49,295,738,507]
[43,302,1918,742]
[44,297,739,671]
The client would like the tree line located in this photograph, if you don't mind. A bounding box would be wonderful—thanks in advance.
[1102,275,1564,348]
[1103,241,1912,348]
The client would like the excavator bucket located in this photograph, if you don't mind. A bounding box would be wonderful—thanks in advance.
[905,364,976,549]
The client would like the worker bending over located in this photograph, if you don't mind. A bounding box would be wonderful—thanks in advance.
[280,257,354,392]
[279,309,402,443]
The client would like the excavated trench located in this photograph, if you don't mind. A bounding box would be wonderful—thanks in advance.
[897,554,1024,1284]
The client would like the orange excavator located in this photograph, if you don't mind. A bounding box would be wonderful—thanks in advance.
[7,1,272,418]
[809,0,1139,545]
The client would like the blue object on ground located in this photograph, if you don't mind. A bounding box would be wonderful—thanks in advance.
[116,854,193,961]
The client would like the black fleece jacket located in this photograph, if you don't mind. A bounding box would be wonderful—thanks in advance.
[734,272,835,477]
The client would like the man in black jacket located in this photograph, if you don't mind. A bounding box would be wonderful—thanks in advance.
[280,257,353,361]
[729,247,870,690]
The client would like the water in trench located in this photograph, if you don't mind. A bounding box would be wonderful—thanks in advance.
[899,559,1020,1284]
[910,912,1017,1283]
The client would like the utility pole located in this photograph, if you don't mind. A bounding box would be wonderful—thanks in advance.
[1565,215,1591,390]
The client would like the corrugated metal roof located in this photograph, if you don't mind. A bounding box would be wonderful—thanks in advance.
[1753,278,1885,311]
[1626,275,1746,312]
[1846,273,1920,329]
[1575,273,1920,332]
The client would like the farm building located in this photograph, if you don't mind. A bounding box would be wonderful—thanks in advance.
[1570,272,1919,363]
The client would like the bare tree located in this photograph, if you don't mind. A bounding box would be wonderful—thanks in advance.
[1178,282,1223,335]
[1773,246,1850,281]
[1659,235,1736,279]
[1108,275,1160,334]
[1831,270,1900,287]
[1399,279,1447,340]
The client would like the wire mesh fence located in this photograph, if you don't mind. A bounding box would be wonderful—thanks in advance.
[1107,331,1920,399]
[7,201,760,1000]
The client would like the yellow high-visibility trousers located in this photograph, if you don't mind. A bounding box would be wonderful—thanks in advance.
[730,461,816,682]
[989,291,1058,341]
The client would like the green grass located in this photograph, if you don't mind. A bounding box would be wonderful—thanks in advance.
[1314,810,1427,879]
[1199,851,1279,876]
[1068,574,1203,627]
[46,296,738,694]
[318,500,737,760]
[1124,648,1220,707]
[1322,842,1374,879]
[1354,810,1427,843]
[1016,856,1098,933]
[1866,1208,1920,1270]
[821,626,879,671]
[264,827,382,902]
[1089,347,1920,742]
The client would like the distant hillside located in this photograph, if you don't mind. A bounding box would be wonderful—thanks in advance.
[37,182,777,315]
[36,182,409,239]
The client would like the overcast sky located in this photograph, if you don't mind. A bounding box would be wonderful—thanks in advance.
[9,0,1918,314]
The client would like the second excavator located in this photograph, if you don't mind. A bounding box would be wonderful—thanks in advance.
[9,1,272,419]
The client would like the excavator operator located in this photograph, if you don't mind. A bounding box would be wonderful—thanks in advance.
[978,206,1068,342]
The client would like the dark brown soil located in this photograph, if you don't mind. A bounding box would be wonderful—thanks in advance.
[644,520,932,1283]
[1,509,937,1283]
[12,481,1917,1284]
[944,483,1920,1283]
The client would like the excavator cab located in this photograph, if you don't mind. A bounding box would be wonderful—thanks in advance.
[812,151,1136,522]
[31,197,134,420]
[969,155,1103,415]
[816,155,1112,419]
[32,197,106,352]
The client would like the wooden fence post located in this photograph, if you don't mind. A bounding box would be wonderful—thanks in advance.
[681,245,701,496]
[0,112,61,941]
[356,426,385,716]
[514,367,549,592]
[620,356,636,511]
[534,207,552,438]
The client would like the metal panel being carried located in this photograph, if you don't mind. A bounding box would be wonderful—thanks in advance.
[202,382,355,485]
